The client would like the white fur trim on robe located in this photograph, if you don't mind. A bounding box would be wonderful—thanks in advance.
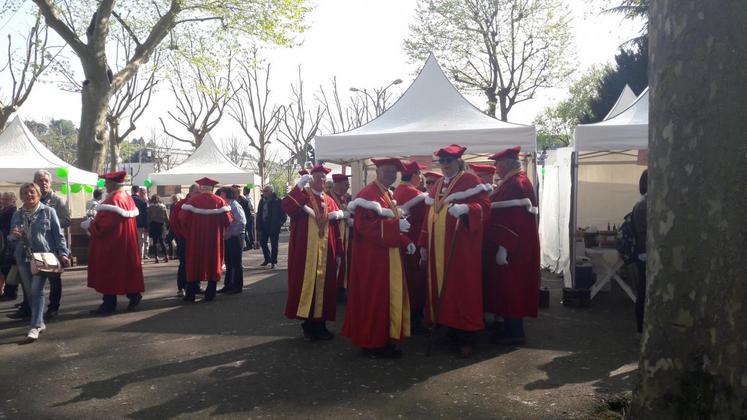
[425,183,490,206]
[96,203,139,218]
[303,205,315,217]
[328,210,344,221]
[347,198,396,218]
[398,193,427,215]
[181,204,231,215]
[490,198,539,214]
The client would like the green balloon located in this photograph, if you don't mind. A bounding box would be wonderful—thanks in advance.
[60,184,68,194]
[56,167,69,179]
[84,185,94,193]
[70,184,82,193]
[143,178,153,188]
[97,179,105,188]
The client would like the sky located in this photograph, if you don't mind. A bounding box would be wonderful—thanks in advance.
[3,0,643,158]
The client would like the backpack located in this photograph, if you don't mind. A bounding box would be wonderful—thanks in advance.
[616,212,636,264]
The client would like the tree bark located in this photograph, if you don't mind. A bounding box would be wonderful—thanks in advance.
[108,119,120,172]
[0,108,12,131]
[632,0,747,417]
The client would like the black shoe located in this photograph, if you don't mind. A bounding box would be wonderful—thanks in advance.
[127,294,142,311]
[260,261,270,267]
[6,311,30,321]
[217,287,229,294]
[182,294,196,303]
[364,344,402,359]
[301,321,315,341]
[89,305,116,315]
[243,247,250,251]
[44,309,59,320]
[270,263,275,269]
[0,293,17,301]
[195,288,205,295]
[313,322,334,340]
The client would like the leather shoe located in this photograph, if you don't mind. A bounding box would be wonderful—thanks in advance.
[217,287,229,294]
[127,294,142,311]
[44,309,58,320]
[182,295,196,303]
[6,311,30,320]
[260,261,270,267]
[195,288,205,295]
[0,293,17,301]
[270,263,275,269]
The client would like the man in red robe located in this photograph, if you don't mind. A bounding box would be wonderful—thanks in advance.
[179,177,232,302]
[169,183,198,297]
[329,174,352,303]
[484,146,540,345]
[393,160,429,334]
[343,158,414,358]
[419,144,490,357]
[282,164,344,341]
[468,163,496,192]
[85,171,145,314]
[422,171,443,193]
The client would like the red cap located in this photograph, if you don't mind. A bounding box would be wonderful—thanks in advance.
[309,164,331,175]
[423,171,443,179]
[402,161,427,176]
[195,177,220,187]
[298,169,309,175]
[434,144,467,158]
[468,163,496,175]
[371,157,406,172]
[332,174,351,183]
[489,146,522,161]
[100,171,127,183]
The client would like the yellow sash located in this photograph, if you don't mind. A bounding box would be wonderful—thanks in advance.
[297,191,330,318]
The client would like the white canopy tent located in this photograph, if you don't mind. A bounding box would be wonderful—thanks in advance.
[0,115,98,185]
[148,134,261,186]
[314,54,536,161]
[602,84,637,121]
[574,87,649,150]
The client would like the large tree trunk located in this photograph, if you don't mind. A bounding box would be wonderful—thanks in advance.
[0,108,12,132]
[79,74,112,173]
[631,1,747,417]
[108,119,120,172]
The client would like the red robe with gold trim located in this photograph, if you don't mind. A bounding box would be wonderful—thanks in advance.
[393,182,428,312]
[343,181,411,348]
[419,172,490,331]
[87,189,144,295]
[179,193,232,282]
[330,191,352,289]
[282,186,343,321]
[484,171,540,318]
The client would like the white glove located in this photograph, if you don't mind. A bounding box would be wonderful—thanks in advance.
[406,242,416,255]
[80,218,91,231]
[496,246,508,265]
[420,247,428,262]
[296,174,313,189]
[448,203,469,218]
[399,218,411,233]
[342,210,351,219]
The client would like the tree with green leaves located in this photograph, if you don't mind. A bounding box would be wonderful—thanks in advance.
[26,0,309,172]
[534,66,607,149]
[27,118,78,165]
[405,0,573,120]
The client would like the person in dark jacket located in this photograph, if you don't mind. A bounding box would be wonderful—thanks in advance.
[256,184,286,269]
[147,194,169,263]
[241,186,256,250]
[0,192,18,301]
[632,169,647,333]
[132,186,149,261]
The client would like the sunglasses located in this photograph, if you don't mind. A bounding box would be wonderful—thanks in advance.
[437,157,457,164]
[425,180,435,185]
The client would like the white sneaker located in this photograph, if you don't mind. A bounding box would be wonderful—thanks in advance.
[27,328,41,341]
[38,325,46,333]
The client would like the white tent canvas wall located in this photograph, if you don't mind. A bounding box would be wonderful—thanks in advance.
[148,134,261,187]
[0,115,98,185]
[314,54,536,162]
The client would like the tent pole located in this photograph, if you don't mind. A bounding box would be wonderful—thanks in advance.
[65,175,72,251]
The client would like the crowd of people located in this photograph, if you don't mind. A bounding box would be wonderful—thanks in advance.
[0,143,541,354]
[283,144,540,359]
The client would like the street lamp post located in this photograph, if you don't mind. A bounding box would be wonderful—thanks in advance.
[350,78,403,118]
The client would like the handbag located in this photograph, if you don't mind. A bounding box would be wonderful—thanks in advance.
[29,252,63,277]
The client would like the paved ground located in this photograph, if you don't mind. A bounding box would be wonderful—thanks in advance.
[0,234,640,419]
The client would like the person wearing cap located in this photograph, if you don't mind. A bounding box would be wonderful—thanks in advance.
[422,171,443,193]
[343,157,414,358]
[179,177,233,302]
[281,164,344,341]
[484,146,540,345]
[393,160,429,334]
[469,163,497,192]
[419,144,490,357]
[169,184,199,297]
[329,174,352,303]
[257,184,286,268]
[83,171,145,314]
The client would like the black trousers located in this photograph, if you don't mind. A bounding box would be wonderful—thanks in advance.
[259,229,279,264]
[48,274,62,311]
[223,235,244,291]
[186,281,216,300]
[635,259,647,333]
[102,293,141,310]
[149,222,168,260]
[244,215,255,249]
[176,237,187,291]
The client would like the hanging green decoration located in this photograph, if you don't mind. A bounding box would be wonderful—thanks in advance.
[84,185,94,193]
[70,184,83,193]
[97,179,105,188]
[143,178,153,188]
[56,167,69,179]
[60,183,68,194]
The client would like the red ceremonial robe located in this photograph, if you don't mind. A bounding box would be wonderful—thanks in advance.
[343,181,411,348]
[179,193,232,282]
[393,183,428,312]
[169,198,188,239]
[484,171,540,318]
[87,189,145,295]
[419,171,490,332]
[282,186,343,321]
[330,191,352,289]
